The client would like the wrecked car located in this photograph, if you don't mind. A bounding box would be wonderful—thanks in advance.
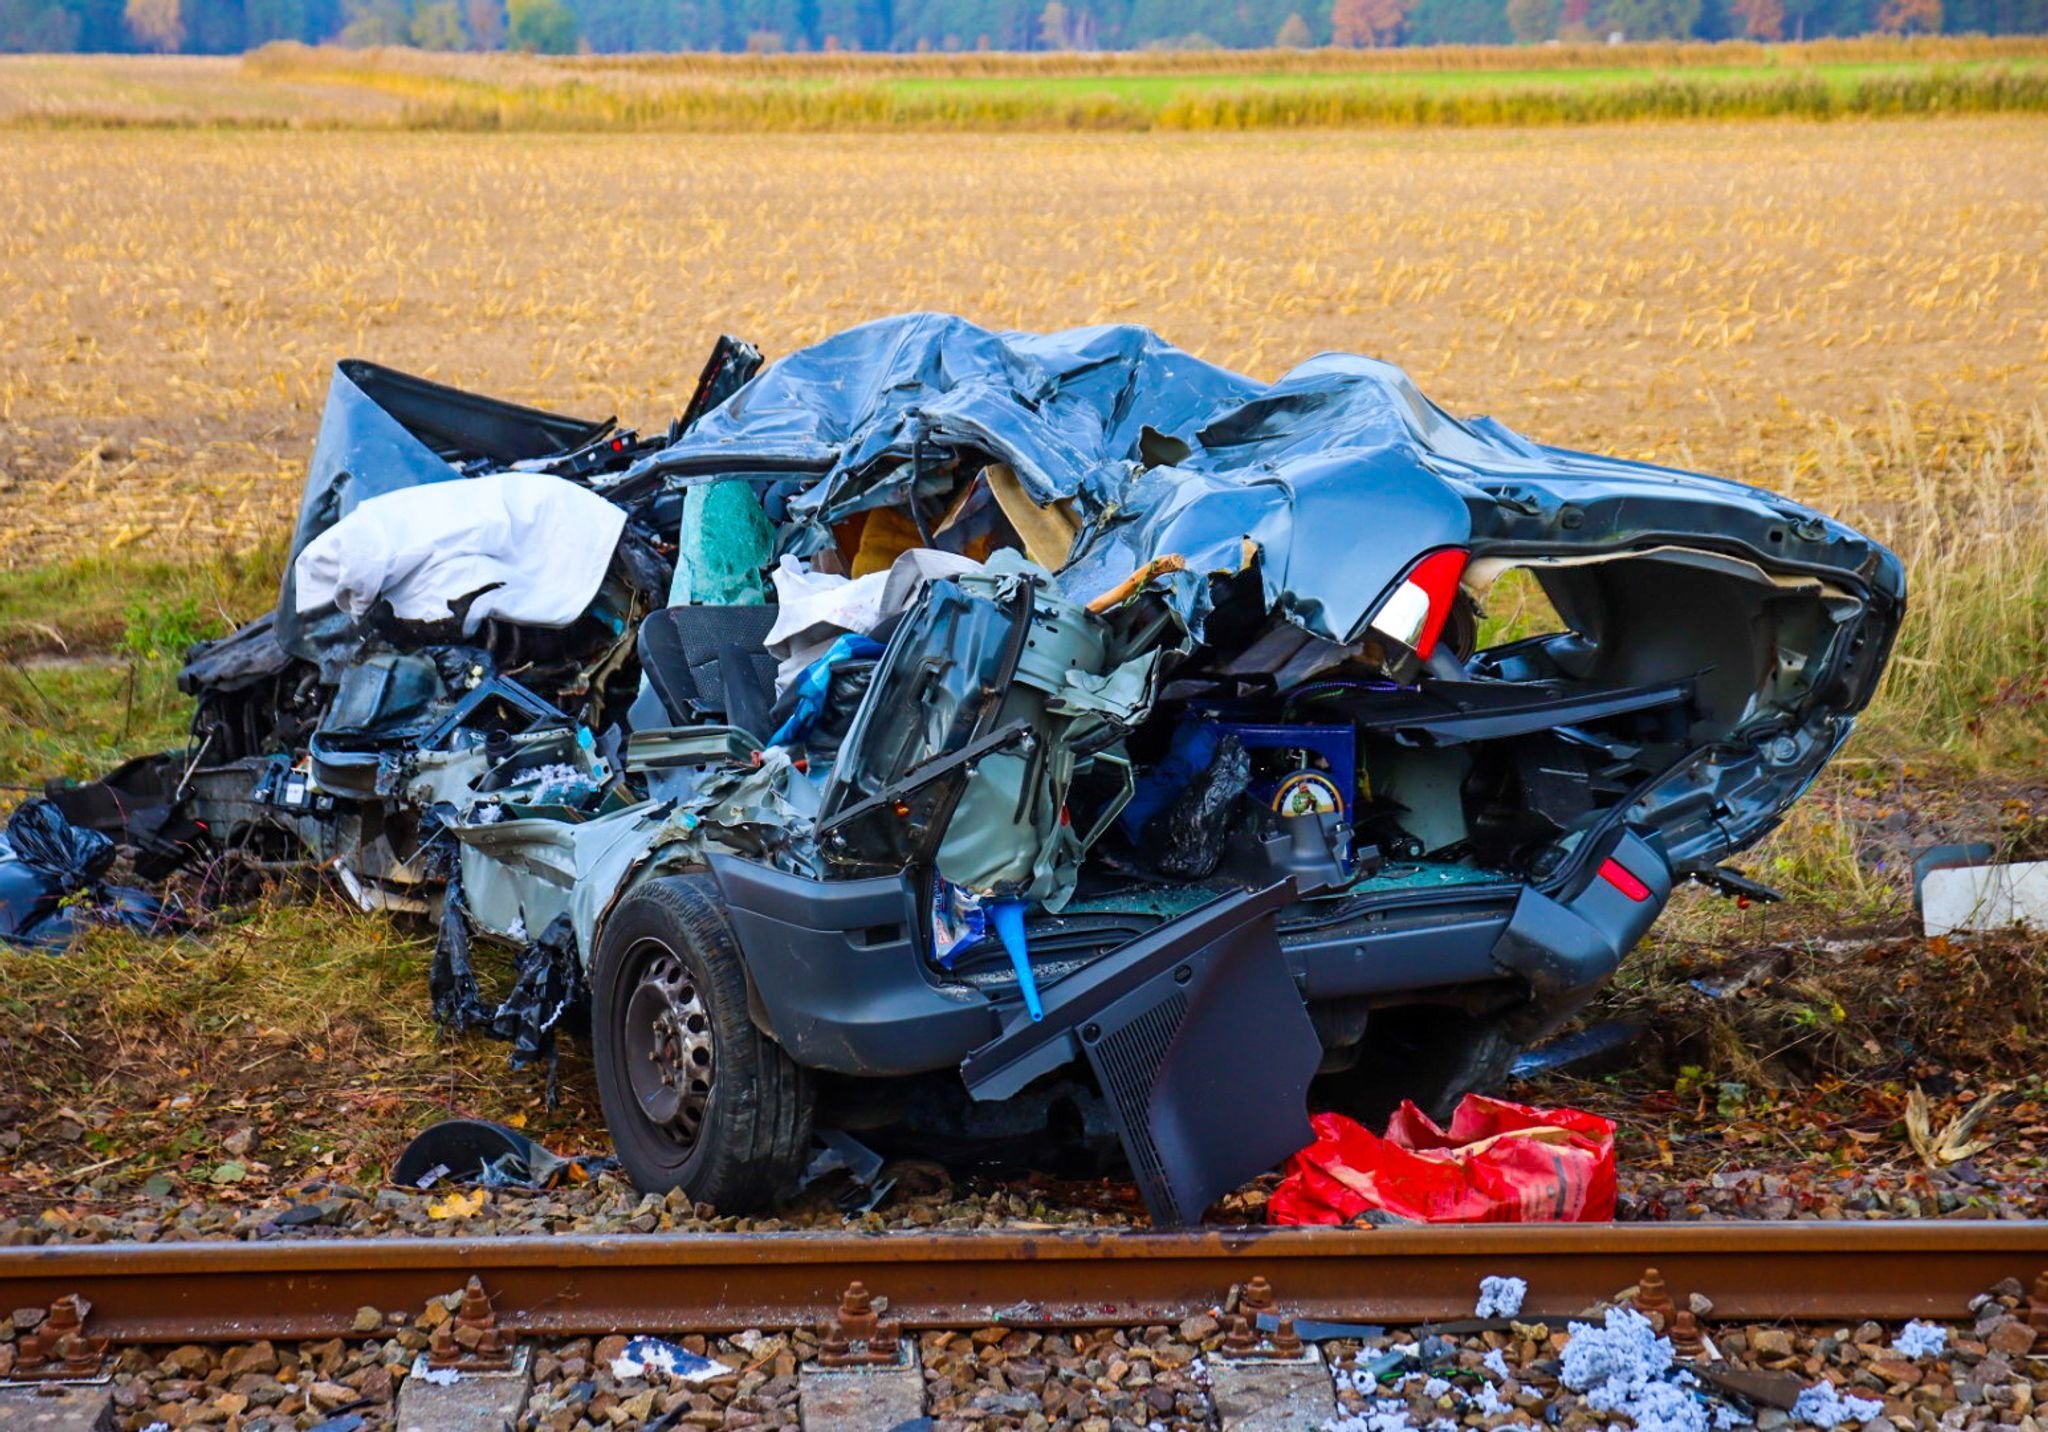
[45,315,1904,1224]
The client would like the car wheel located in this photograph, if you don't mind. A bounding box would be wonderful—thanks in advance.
[591,874,813,1212]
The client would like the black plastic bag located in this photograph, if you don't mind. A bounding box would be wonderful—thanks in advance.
[1145,734,1250,879]
[8,796,117,886]
[0,798,175,950]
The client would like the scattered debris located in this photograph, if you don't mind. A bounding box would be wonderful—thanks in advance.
[1507,1019,1645,1078]
[799,1130,896,1214]
[1790,1379,1887,1427]
[1473,1276,1527,1320]
[607,1336,730,1384]
[1891,1319,1949,1358]
[1557,1305,1717,1432]
[0,797,181,949]
[392,1117,600,1191]
[1904,1086,1999,1168]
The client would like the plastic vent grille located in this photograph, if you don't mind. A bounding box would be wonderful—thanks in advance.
[1090,990,1188,1226]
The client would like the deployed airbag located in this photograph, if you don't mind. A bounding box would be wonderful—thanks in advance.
[294,472,627,632]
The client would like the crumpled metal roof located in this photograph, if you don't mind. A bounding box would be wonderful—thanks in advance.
[636,313,1529,641]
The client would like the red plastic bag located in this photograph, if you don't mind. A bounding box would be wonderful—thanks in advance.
[1268,1095,1616,1225]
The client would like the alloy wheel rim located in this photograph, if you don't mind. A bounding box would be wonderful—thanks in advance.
[622,939,715,1152]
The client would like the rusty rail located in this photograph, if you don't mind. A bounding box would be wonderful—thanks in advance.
[3,1223,2045,1342]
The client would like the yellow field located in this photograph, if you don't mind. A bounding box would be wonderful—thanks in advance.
[1,118,2042,567]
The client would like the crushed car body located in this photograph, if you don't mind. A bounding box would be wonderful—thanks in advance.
[43,313,1905,1225]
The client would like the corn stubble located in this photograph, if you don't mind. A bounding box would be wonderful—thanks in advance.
[0,119,2040,765]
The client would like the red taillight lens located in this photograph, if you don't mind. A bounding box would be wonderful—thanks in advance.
[1599,857,1651,902]
[1367,547,1469,661]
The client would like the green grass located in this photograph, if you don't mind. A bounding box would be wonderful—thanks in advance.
[21,42,2024,132]
[0,540,282,785]
[0,540,281,663]
[881,57,2038,102]
[373,62,2048,132]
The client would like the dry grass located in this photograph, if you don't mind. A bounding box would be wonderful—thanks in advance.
[4,117,2042,760]
[0,891,606,1199]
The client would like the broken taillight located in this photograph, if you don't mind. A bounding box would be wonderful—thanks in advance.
[1367,547,1469,661]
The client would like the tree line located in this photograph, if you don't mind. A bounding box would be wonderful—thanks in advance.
[7,0,2044,63]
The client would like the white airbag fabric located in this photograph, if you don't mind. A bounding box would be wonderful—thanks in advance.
[764,548,982,695]
[294,473,627,632]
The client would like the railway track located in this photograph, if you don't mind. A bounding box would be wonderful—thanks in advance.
[4,1223,2046,1343]
[5,1223,2047,1432]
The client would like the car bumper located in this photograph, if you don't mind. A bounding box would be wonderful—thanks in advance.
[708,829,1671,1080]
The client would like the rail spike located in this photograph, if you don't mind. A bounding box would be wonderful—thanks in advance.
[8,1294,111,1382]
[1218,1276,1306,1362]
[816,1281,904,1369]
[1632,1268,1677,1332]
[426,1275,516,1373]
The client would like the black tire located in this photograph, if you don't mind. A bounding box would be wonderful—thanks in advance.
[590,874,813,1212]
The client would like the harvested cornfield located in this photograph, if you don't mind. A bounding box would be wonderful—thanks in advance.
[1,118,2042,556]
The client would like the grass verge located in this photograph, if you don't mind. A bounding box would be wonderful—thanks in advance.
[0,891,601,1208]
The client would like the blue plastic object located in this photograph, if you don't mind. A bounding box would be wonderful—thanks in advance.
[929,879,988,968]
[1118,720,1221,841]
[990,899,1043,1022]
[767,633,884,747]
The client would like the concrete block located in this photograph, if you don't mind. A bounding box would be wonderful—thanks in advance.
[1922,859,2048,936]
[1209,1346,1337,1432]
[395,1349,533,1432]
[0,1384,114,1432]
[798,1342,924,1432]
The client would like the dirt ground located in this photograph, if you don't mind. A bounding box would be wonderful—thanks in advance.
[1,119,2044,563]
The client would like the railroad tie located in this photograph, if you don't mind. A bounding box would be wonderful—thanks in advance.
[797,1283,922,1432]
[394,1279,533,1432]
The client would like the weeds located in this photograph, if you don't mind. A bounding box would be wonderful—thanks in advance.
[0,543,282,780]
[219,45,2048,133]
[0,542,282,661]
[1790,407,2048,767]
[8,44,2048,133]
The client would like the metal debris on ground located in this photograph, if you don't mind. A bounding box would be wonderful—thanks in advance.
[606,1336,728,1385]
[391,1119,604,1192]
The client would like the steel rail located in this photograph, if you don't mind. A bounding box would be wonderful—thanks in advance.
[3,1223,2044,1343]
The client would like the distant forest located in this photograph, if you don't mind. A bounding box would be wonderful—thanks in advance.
[8,0,2047,65]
